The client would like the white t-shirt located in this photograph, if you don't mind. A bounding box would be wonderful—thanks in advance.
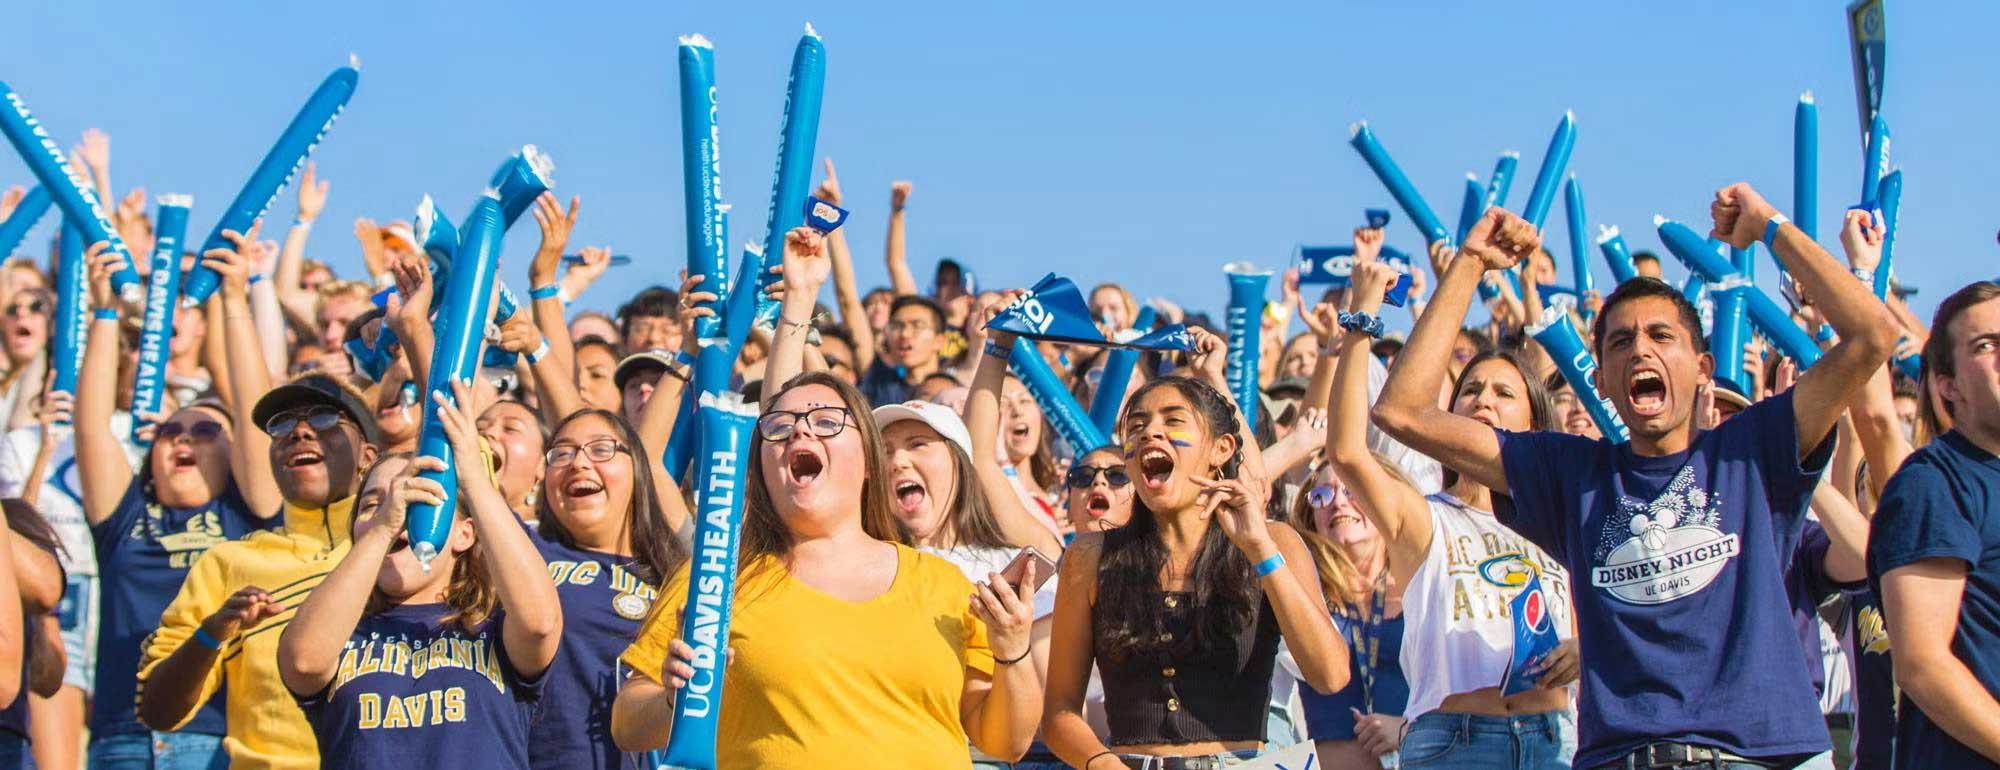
[0,415,145,576]
[1401,492,1574,720]
[919,543,1060,620]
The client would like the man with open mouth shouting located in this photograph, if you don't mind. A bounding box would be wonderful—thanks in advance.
[1374,189,1898,770]
[137,227,381,770]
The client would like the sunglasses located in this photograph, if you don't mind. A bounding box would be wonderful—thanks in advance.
[756,407,855,442]
[263,406,345,438]
[157,420,224,442]
[1065,464,1130,490]
[3,299,47,317]
[545,438,630,468]
[1306,483,1352,511]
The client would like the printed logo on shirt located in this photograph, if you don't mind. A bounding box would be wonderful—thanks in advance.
[1856,603,1891,655]
[1477,553,1540,588]
[137,506,229,569]
[546,559,659,620]
[330,629,508,729]
[1590,466,1739,605]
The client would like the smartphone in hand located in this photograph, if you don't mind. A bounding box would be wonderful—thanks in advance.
[999,547,1057,593]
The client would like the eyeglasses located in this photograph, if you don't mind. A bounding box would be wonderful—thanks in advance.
[3,299,47,317]
[157,420,224,442]
[1065,465,1130,490]
[756,407,854,442]
[1306,484,1352,511]
[263,407,345,438]
[545,438,629,467]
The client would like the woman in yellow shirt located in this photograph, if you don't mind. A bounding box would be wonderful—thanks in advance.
[611,371,1042,769]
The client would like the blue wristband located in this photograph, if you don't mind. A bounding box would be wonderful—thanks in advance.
[92,307,118,321]
[1815,325,1836,343]
[249,272,267,285]
[1255,553,1286,578]
[1762,213,1789,249]
[983,339,1012,361]
[529,284,561,301]
[192,627,222,651]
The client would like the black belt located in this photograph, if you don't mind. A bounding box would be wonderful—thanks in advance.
[1593,742,1782,769]
[1117,755,1239,770]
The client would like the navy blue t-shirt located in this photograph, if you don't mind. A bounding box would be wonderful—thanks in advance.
[528,531,661,770]
[1866,430,2000,770]
[1301,612,1407,741]
[1847,588,1895,770]
[1496,389,1834,766]
[1787,520,1860,696]
[858,359,914,407]
[296,602,543,770]
[90,479,273,737]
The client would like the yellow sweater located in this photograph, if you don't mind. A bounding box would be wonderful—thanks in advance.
[139,496,354,770]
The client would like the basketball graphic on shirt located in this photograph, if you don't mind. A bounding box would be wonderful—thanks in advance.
[1591,466,1739,605]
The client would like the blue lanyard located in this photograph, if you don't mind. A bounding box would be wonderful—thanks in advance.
[1340,577,1388,713]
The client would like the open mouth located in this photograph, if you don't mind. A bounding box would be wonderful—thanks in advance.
[169,448,199,469]
[563,477,605,499]
[1008,423,1032,441]
[283,448,325,469]
[893,476,928,515]
[1086,492,1111,515]
[1628,370,1667,417]
[1138,447,1175,490]
[387,532,411,553]
[787,449,825,486]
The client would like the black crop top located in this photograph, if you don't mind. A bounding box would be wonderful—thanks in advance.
[1092,585,1281,745]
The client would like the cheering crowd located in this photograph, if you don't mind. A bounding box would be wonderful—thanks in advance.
[0,119,1984,770]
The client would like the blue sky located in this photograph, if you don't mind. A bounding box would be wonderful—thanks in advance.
[3,0,1994,325]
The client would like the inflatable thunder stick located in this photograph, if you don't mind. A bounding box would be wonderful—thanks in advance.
[659,390,758,770]
[1089,306,1158,437]
[1732,243,1756,285]
[0,85,142,302]
[665,245,763,483]
[1874,170,1901,301]
[1224,263,1271,430]
[131,196,192,446]
[1010,336,1110,454]
[1528,305,1627,443]
[1795,92,1818,241]
[490,146,554,230]
[183,59,358,306]
[408,195,506,568]
[1485,151,1519,210]
[0,186,51,257]
[1709,278,1751,396]
[680,34,728,342]
[1563,176,1592,295]
[1595,225,1637,285]
[1655,216,1822,368]
[1455,174,1485,246]
[1518,111,1576,232]
[1347,122,1449,245]
[1859,115,1890,211]
[752,25,826,301]
[49,224,87,417]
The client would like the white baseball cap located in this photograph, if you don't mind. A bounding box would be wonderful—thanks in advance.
[872,400,975,457]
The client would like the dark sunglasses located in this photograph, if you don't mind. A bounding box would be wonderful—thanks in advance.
[1065,464,1130,490]
[263,406,345,438]
[3,299,47,317]
[157,420,224,442]
[756,407,855,442]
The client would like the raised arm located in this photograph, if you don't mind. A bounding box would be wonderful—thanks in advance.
[73,242,135,526]
[273,163,327,334]
[1328,254,1433,581]
[205,226,283,516]
[818,160,876,367]
[1710,184,1898,456]
[1832,210,1914,499]
[1809,480,1868,583]
[1372,209,1538,495]
[763,227,828,406]
[885,182,917,297]
[434,383,561,675]
[277,461,423,697]
[528,193,581,377]
[963,297,1065,556]
[386,252,436,390]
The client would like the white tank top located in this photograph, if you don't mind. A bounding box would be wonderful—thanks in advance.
[1400,492,1575,720]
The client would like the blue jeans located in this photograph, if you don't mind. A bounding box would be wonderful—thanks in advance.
[1400,711,1573,769]
[87,731,227,770]
[0,730,32,770]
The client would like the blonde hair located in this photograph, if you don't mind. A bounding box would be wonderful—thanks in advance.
[1090,283,1139,326]
[1287,454,1412,613]
[315,280,374,319]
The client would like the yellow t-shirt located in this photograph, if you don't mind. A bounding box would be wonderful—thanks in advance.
[620,543,992,770]
[139,497,354,770]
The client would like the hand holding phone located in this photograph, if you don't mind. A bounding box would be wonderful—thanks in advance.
[999,547,1057,593]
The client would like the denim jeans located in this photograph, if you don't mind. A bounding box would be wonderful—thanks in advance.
[0,730,32,770]
[87,731,227,770]
[1400,711,1573,769]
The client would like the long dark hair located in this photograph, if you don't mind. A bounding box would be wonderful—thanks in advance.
[536,409,686,586]
[1096,375,1258,659]
[743,372,911,574]
[1442,349,1557,490]
[1,498,62,562]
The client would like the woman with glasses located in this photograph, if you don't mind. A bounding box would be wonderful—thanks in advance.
[1281,461,1411,769]
[277,383,560,769]
[74,243,274,770]
[1063,446,1135,536]
[1324,257,1576,769]
[614,228,1043,768]
[0,288,50,432]
[526,407,688,770]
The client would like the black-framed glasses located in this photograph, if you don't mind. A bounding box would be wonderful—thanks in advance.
[545,438,629,468]
[1065,464,1130,490]
[756,407,854,442]
[263,407,344,438]
[157,420,224,442]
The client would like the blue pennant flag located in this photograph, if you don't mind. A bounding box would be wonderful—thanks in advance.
[986,273,1193,351]
[1297,245,1414,306]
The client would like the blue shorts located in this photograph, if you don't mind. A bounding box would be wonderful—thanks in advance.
[56,573,96,694]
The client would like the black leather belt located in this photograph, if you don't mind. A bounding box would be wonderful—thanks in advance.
[1117,755,1238,770]
[1593,742,1780,769]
